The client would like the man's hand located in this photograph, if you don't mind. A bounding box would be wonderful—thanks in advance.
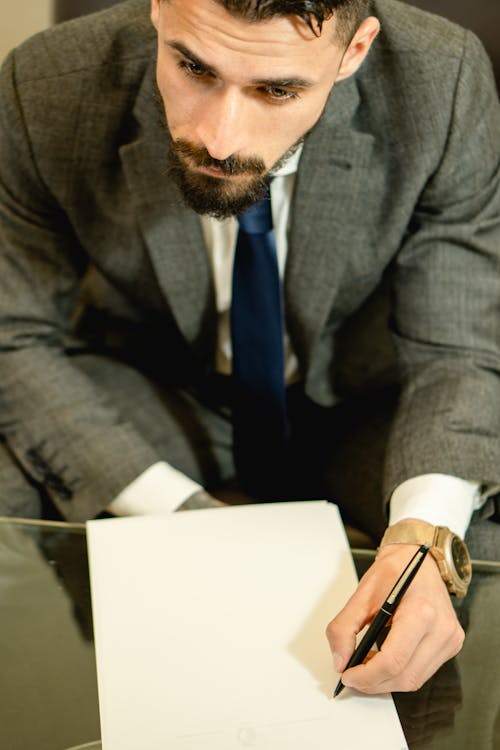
[326,544,465,694]
[177,490,227,511]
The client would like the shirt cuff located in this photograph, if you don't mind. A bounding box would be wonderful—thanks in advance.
[107,462,203,516]
[389,474,483,539]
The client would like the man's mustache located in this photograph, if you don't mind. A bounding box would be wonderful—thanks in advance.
[172,139,266,177]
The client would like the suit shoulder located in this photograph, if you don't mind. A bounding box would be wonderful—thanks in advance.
[363,0,494,99]
[349,1,498,174]
[0,0,154,186]
[5,0,153,84]
[371,0,469,60]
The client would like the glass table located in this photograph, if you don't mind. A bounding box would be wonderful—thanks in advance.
[1,518,499,750]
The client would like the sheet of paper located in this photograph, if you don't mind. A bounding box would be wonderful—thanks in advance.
[87,501,408,749]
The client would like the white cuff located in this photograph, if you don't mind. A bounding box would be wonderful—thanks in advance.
[389,474,482,538]
[108,462,202,516]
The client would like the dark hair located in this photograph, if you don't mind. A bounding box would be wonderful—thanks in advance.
[214,0,369,45]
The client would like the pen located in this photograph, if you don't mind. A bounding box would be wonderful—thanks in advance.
[333,544,430,698]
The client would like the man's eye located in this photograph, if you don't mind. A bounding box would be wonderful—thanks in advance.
[179,60,206,77]
[264,86,297,101]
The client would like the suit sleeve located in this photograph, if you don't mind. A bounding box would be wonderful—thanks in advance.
[0,50,160,521]
[384,30,500,499]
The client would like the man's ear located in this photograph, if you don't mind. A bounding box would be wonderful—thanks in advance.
[336,16,380,80]
[150,0,161,31]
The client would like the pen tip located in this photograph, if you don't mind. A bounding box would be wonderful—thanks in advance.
[333,681,344,698]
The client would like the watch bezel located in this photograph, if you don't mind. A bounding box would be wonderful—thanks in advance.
[434,527,471,597]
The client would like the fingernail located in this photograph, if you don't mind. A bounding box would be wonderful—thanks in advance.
[332,653,343,672]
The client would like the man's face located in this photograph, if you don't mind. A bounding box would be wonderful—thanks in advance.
[151,0,373,217]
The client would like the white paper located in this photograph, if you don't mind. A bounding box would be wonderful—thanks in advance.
[87,501,408,749]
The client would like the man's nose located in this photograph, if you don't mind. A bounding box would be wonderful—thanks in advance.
[195,88,248,162]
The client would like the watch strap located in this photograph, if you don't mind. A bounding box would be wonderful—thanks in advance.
[380,520,437,549]
[379,520,471,597]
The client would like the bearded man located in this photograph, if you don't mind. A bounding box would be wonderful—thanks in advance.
[0,0,499,694]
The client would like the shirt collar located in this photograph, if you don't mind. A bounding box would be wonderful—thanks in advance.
[270,143,303,178]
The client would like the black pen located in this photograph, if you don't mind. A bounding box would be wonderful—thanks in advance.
[333,544,430,698]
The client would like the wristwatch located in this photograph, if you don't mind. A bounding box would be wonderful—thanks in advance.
[379,520,472,597]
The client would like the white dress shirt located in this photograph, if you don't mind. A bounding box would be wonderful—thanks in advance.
[109,148,482,537]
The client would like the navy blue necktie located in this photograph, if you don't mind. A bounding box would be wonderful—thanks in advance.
[230,187,287,491]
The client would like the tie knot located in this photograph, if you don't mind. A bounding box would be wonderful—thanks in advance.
[237,188,273,234]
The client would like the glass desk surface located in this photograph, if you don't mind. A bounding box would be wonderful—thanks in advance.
[0,517,499,750]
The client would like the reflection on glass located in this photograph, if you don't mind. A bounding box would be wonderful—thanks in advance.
[0,521,499,750]
[0,522,100,750]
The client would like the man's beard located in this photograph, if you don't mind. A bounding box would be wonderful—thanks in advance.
[166,137,303,219]
[153,85,304,218]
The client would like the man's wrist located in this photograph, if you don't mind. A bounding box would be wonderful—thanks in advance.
[177,490,226,511]
[109,462,203,515]
[379,519,472,597]
[380,517,435,546]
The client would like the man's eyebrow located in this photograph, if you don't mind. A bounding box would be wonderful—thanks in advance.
[250,76,314,89]
[166,40,314,89]
[166,41,216,74]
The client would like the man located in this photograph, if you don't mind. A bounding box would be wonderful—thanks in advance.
[0,0,499,695]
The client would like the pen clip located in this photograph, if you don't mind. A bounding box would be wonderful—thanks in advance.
[386,545,430,609]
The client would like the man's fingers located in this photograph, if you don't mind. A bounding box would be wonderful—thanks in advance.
[325,595,377,672]
[341,597,465,694]
[340,604,428,693]
[344,631,462,694]
[326,546,466,694]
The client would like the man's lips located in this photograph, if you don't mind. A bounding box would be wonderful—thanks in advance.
[196,164,230,178]
[181,155,257,180]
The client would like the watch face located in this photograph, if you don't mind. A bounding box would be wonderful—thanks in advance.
[451,536,472,583]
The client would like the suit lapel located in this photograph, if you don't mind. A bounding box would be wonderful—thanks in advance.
[285,76,375,374]
[119,62,216,364]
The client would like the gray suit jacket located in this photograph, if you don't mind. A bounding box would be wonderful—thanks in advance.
[0,0,499,521]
